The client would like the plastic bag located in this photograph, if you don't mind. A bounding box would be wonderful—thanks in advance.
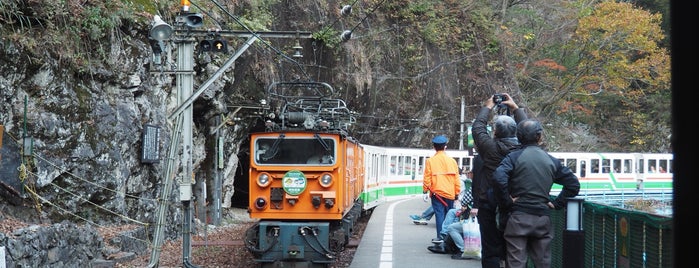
[461,216,482,259]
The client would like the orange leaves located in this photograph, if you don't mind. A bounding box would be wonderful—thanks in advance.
[532,59,567,72]
[557,100,593,116]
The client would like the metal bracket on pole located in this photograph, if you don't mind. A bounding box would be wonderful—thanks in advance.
[169,36,258,120]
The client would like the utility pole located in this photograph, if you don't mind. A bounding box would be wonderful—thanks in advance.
[459,96,466,150]
[177,31,198,268]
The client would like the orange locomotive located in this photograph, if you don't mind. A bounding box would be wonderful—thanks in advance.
[244,82,367,267]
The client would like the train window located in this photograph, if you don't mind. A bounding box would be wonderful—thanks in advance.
[306,143,336,164]
[648,160,657,173]
[255,140,273,162]
[623,159,631,173]
[254,137,336,165]
[565,159,577,174]
[390,156,397,175]
[380,154,388,177]
[410,158,417,179]
[612,159,621,173]
[417,156,426,175]
[601,159,610,173]
[591,159,600,173]
[402,156,413,175]
[659,159,668,173]
[465,158,472,171]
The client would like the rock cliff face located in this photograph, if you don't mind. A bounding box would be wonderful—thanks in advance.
[0,221,108,267]
[0,0,517,264]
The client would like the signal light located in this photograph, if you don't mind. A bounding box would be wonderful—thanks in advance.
[199,40,212,52]
[211,39,227,53]
[199,38,227,53]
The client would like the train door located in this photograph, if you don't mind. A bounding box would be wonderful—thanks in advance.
[409,157,418,180]
[416,156,426,178]
[633,153,645,190]
[361,146,384,209]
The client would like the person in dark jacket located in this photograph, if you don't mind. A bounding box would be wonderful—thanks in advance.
[492,119,580,268]
[471,93,527,268]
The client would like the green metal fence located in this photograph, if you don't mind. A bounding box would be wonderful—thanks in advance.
[546,201,673,268]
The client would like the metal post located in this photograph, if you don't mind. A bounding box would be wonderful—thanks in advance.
[176,32,199,268]
[212,115,223,225]
[177,36,195,204]
[459,96,465,150]
[182,200,197,268]
[563,197,585,268]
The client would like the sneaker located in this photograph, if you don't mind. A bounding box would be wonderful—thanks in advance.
[427,245,446,254]
[431,237,443,244]
[451,254,470,260]
[409,215,422,221]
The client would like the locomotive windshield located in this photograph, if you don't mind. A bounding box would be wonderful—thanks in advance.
[254,136,336,165]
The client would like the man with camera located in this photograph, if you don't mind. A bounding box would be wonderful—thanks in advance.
[471,93,527,268]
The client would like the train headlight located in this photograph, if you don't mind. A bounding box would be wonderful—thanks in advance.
[257,173,272,187]
[254,197,267,210]
[319,173,333,188]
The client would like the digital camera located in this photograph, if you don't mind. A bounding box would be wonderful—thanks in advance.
[493,93,507,104]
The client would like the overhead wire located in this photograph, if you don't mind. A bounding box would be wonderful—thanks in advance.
[193,0,311,80]
[191,0,389,83]
[189,1,226,29]
[337,0,362,29]
[347,0,387,34]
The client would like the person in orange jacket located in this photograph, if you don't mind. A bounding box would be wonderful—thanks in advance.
[423,135,461,242]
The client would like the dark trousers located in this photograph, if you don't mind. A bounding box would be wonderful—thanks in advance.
[477,203,505,268]
[431,195,454,239]
[503,211,553,268]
